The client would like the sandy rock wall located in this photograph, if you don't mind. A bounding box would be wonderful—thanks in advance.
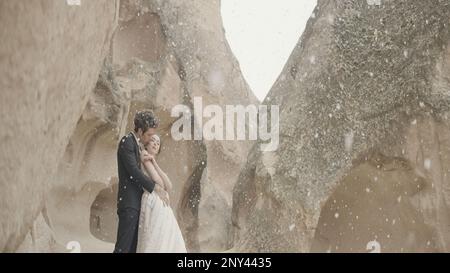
[0,0,119,252]
[231,0,450,252]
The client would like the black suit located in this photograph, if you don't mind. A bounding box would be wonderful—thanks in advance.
[113,132,156,253]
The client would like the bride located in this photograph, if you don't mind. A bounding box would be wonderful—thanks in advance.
[136,134,187,253]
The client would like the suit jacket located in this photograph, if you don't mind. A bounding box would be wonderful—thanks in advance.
[116,132,156,211]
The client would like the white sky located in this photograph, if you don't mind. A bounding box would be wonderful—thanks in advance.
[221,0,317,101]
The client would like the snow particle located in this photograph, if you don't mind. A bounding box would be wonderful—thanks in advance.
[344,130,354,152]
[424,158,432,170]
[66,0,81,6]
[403,50,409,58]
[367,0,382,6]
[289,224,295,231]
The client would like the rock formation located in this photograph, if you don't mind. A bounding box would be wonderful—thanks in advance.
[4,0,449,254]
[1,0,256,252]
[231,0,450,252]
[145,0,258,252]
[0,0,119,252]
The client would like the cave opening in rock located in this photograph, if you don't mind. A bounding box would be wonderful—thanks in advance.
[113,11,166,66]
[311,157,440,253]
[90,183,118,243]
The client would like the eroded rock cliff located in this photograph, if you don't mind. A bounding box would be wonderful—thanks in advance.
[231,0,450,252]
[0,0,119,252]
[1,0,256,252]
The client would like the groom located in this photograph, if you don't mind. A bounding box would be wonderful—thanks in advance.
[114,110,169,253]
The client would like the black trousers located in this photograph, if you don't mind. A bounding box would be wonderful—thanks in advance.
[113,208,140,253]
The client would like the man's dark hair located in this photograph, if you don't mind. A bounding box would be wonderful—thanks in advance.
[134,110,159,133]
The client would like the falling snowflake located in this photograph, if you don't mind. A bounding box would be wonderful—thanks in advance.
[403,50,409,58]
[367,0,382,6]
[66,0,81,6]
[424,159,432,170]
[344,131,354,152]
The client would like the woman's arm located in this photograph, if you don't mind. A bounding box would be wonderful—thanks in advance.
[151,159,173,192]
[140,151,165,189]
[139,150,170,206]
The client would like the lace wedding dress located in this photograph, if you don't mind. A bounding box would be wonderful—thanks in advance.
[136,190,187,253]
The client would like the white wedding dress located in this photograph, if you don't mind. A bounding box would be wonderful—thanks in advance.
[136,190,187,253]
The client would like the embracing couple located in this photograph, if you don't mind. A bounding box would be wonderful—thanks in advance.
[113,110,187,253]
